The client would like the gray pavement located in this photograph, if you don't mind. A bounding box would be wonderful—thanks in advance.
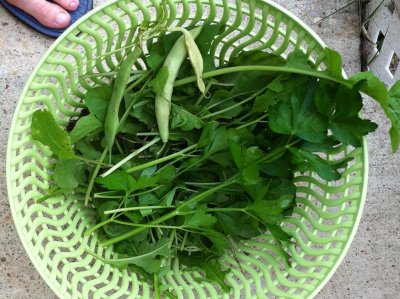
[0,0,399,298]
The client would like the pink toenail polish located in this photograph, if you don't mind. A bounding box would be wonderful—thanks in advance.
[56,12,69,25]
[70,1,78,9]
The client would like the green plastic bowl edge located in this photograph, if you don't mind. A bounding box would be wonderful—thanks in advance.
[5,0,369,298]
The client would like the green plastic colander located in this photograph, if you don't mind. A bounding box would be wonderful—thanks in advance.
[6,0,368,298]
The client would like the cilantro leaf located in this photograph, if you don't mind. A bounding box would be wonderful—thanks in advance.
[269,80,327,143]
[184,208,217,229]
[95,170,133,192]
[329,117,378,147]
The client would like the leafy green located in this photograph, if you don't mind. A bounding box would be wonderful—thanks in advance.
[31,110,77,159]
[171,105,204,131]
[54,158,86,189]
[32,27,400,296]
[95,170,133,192]
[70,113,102,144]
[98,238,170,274]
[85,86,113,122]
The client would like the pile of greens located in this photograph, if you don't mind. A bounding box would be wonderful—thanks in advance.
[31,23,400,295]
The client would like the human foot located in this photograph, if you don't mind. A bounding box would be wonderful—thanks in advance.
[6,0,80,29]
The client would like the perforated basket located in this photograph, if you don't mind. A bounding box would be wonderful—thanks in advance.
[6,0,368,298]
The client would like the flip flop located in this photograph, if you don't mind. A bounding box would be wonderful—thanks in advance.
[0,0,93,37]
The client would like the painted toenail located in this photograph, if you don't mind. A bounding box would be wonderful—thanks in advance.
[70,1,78,9]
[55,12,69,25]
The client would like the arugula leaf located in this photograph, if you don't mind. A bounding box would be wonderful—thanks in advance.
[101,239,171,274]
[130,98,156,127]
[54,158,86,189]
[85,86,113,122]
[74,140,102,160]
[31,110,77,159]
[70,113,102,144]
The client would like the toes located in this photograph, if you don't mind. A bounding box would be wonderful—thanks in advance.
[7,0,71,28]
[52,0,80,12]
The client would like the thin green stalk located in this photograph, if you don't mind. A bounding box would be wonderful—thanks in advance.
[154,274,161,299]
[111,219,184,230]
[84,218,114,236]
[126,143,198,173]
[101,137,161,177]
[93,194,124,199]
[84,147,108,206]
[201,85,270,119]
[136,132,161,136]
[206,89,257,110]
[195,80,213,106]
[125,70,152,93]
[80,71,118,80]
[104,205,174,215]
[127,186,161,198]
[155,149,197,174]
[236,114,269,130]
[174,65,351,89]
[77,156,111,167]
[100,175,239,247]
[115,139,125,155]
[180,231,189,251]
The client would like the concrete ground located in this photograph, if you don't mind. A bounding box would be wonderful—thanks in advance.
[0,0,399,298]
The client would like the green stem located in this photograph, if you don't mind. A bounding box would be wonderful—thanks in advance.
[206,89,256,110]
[180,231,189,251]
[100,175,238,247]
[201,86,268,119]
[195,80,213,106]
[126,143,198,174]
[154,274,161,299]
[101,137,161,177]
[117,74,153,133]
[236,114,269,130]
[77,156,111,167]
[111,219,184,230]
[93,195,124,199]
[84,218,114,236]
[84,147,108,206]
[125,70,152,93]
[174,65,351,89]
[104,205,174,215]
